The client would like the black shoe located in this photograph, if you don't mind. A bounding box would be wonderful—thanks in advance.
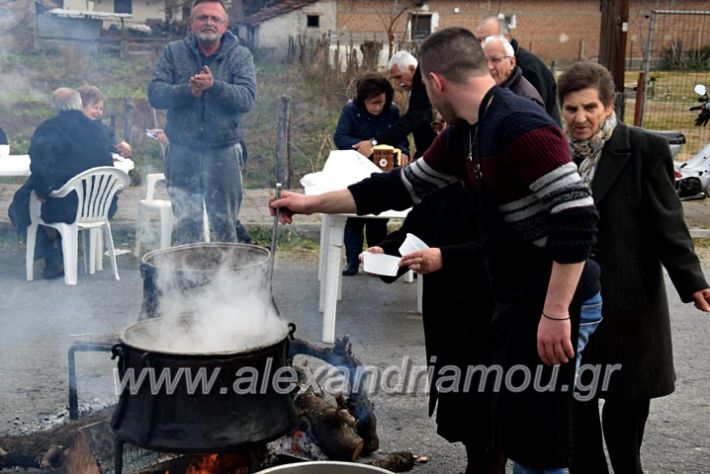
[42,264,64,280]
[236,220,253,244]
[342,261,359,276]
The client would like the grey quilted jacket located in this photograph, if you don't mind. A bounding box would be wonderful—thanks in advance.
[147,31,256,149]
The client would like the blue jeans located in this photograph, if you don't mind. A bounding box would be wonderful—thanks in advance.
[513,465,567,474]
[576,291,603,378]
[513,292,603,474]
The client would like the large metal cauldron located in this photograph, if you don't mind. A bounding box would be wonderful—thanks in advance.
[256,461,393,473]
[111,243,298,452]
[139,243,275,319]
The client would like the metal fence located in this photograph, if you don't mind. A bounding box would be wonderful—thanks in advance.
[641,10,710,160]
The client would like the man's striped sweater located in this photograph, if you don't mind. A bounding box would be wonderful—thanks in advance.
[350,86,598,267]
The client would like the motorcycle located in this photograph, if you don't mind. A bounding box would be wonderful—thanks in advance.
[675,84,710,199]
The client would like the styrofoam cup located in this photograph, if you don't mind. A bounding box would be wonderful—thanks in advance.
[363,252,401,276]
[398,233,429,256]
[0,145,9,158]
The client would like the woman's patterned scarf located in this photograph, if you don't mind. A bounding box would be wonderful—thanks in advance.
[567,112,617,184]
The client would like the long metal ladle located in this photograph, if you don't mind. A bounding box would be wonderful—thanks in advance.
[268,182,282,283]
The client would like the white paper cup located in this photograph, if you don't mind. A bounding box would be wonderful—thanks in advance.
[363,252,401,277]
[0,145,9,158]
[398,233,429,256]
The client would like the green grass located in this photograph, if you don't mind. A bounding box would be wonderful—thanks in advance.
[249,225,320,253]
[624,69,710,159]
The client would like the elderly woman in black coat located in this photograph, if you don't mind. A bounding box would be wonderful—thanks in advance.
[558,62,710,474]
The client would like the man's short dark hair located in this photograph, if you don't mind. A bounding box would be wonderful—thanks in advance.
[191,0,227,14]
[354,72,394,109]
[557,61,616,108]
[419,27,489,84]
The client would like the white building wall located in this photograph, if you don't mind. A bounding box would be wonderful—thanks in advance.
[254,0,336,56]
[63,0,166,25]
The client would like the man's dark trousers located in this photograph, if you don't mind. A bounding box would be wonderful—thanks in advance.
[165,142,243,244]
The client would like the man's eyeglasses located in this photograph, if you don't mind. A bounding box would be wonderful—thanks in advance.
[486,56,512,64]
[192,15,226,24]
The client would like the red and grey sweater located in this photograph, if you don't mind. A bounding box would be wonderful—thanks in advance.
[349,86,599,296]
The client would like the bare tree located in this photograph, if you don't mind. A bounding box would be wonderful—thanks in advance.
[365,0,425,59]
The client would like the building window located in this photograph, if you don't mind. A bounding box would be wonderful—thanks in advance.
[114,0,132,14]
[410,13,432,42]
[499,13,517,31]
[307,15,320,28]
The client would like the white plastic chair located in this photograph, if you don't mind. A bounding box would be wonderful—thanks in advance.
[134,173,211,256]
[133,173,210,257]
[134,173,173,256]
[26,166,130,285]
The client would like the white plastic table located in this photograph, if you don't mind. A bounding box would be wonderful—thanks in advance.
[302,150,422,343]
[317,209,422,343]
[0,154,134,177]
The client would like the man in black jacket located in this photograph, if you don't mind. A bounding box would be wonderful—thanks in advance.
[352,51,436,162]
[475,17,561,124]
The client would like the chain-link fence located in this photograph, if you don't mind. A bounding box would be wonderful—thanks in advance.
[640,10,710,160]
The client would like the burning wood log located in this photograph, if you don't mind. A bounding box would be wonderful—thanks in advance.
[366,451,416,472]
[0,407,112,470]
[289,336,379,454]
[294,388,364,462]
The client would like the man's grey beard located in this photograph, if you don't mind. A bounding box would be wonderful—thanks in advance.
[196,31,220,45]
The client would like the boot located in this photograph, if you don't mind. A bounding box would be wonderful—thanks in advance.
[342,260,359,276]
[42,238,64,280]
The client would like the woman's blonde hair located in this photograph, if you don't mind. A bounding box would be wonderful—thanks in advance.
[77,84,104,108]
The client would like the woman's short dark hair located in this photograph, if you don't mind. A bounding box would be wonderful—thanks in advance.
[557,61,616,107]
[354,72,394,109]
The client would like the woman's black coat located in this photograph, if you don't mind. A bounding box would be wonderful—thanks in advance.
[583,122,707,399]
[377,183,495,445]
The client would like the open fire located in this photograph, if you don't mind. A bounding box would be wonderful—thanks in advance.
[167,453,251,474]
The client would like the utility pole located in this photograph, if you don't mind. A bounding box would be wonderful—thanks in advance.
[598,0,630,120]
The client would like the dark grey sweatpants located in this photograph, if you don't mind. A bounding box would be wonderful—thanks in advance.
[164,142,243,244]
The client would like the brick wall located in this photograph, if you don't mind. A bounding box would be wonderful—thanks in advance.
[336,0,710,66]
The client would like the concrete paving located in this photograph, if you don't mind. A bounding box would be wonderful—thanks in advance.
[0,183,709,473]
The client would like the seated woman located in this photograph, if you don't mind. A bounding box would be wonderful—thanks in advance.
[77,85,132,158]
[333,72,410,276]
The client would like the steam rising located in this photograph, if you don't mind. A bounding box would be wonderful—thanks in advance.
[126,244,288,354]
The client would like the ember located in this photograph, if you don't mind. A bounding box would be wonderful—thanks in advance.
[181,453,250,474]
